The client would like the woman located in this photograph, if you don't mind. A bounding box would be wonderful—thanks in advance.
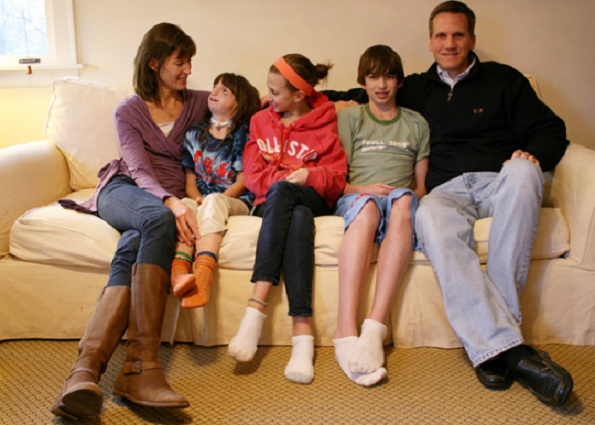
[51,22,209,420]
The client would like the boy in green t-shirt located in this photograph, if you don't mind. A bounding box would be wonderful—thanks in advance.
[333,45,430,387]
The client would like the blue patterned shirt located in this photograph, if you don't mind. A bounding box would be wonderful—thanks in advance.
[182,122,253,206]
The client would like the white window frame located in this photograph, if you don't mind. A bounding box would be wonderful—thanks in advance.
[0,0,80,86]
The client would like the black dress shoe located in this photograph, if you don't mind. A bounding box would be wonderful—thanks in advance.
[475,355,513,390]
[513,346,573,406]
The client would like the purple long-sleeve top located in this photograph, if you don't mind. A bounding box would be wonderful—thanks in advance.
[60,89,210,213]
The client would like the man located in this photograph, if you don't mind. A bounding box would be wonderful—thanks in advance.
[326,1,573,406]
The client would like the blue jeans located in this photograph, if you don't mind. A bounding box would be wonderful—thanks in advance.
[97,175,176,287]
[415,159,545,366]
[252,181,331,317]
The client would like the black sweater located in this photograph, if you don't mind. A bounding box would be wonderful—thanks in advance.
[324,53,569,191]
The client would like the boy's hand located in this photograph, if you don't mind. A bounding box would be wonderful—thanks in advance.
[360,183,395,196]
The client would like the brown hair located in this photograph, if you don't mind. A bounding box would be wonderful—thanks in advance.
[270,53,333,93]
[429,1,476,37]
[356,45,404,86]
[213,73,261,129]
[133,22,196,102]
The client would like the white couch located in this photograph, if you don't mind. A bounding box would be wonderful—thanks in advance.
[1,77,594,348]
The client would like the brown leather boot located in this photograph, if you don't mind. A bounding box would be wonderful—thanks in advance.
[181,254,216,309]
[51,285,130,420]
[112,263,189,408]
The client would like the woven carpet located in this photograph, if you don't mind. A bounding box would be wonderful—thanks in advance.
[0,340,593,424]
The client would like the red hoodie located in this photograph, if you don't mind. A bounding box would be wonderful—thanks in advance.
[244,95,347,208]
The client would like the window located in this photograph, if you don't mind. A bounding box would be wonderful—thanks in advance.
[0,0,79,85]
[0,0,49,66]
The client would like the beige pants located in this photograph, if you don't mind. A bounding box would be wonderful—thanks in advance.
[182,193,249,237]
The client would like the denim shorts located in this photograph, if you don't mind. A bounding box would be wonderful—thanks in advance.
[335,188,418,245]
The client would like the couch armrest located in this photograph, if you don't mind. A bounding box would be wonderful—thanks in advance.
[0,140,71,256]
[549,143,595,267]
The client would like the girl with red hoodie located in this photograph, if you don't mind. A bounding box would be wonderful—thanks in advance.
[228,54,347,384]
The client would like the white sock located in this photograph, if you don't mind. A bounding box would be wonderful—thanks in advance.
[333,336,387,387]
[228,307,266,362]
[349,319,387,373]
[284,335,315,384]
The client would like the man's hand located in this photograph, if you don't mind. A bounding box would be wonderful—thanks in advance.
[334,100,359,113]
[505,150,540,167]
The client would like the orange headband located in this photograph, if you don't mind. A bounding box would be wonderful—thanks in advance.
[273,57,314,96]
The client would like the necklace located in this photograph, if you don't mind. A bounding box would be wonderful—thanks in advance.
[210,116,232,129]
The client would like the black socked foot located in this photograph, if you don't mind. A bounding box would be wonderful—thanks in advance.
[475,355,513,390]
[512,346,573,406]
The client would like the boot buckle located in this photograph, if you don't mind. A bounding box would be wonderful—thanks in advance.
[122,360,143,374]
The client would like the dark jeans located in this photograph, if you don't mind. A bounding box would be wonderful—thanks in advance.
[97,175,176,287]
[252,181,330,316]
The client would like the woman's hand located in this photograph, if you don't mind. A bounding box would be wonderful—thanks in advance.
[164,196,198,247]
[285,168,309,185]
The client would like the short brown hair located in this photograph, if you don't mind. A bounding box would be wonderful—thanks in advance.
[213,73,261,128]
[356,45,404,86]
[270,53,333,93]
[429,1,476,37]
[133,23,196,102]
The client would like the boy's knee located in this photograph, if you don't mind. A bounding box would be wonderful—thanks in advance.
[391,195,412,214]
[357,200,381,223]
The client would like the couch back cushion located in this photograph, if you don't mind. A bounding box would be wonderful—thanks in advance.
[46,78,129,191]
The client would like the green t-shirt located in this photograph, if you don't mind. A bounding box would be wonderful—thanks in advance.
[338,104,430,188]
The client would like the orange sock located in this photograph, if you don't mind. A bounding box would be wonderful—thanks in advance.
[171,258,195,298]
[181,254,217,308]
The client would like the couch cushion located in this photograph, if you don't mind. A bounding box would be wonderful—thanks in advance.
[10,195,569,270]
[46,78,129,191]
[220,208,569,269]
[10,190,120,269]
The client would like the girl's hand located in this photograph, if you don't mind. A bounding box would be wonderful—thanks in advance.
[195,195,204,206]
[164,196,198,247]
[285,168,309,185]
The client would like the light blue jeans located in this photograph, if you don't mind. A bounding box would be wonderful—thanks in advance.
[415,159,545,366]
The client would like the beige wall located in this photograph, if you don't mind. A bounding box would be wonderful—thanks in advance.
[2,0,594,149]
